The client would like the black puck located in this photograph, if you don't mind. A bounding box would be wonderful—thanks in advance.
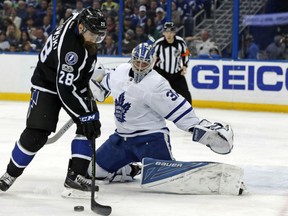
[74,206,84,212]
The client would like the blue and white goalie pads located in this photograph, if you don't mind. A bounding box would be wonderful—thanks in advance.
[141,158,244,195]
[192,119,234,154]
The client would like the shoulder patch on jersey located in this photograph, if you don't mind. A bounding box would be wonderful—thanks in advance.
[114,92,131,123]
[65,52,78,65]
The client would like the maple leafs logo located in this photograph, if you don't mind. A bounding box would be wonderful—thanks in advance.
[114,92,131,123]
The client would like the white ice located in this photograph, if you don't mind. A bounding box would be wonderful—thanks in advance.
[0,101,288,216]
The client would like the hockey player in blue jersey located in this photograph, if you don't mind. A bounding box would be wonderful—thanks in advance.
[84,41,242,195]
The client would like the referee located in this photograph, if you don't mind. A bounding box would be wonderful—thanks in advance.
[154,22,192,104]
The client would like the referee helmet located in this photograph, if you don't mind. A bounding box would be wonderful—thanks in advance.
[163,22,176,32]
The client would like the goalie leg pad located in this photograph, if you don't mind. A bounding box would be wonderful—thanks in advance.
[141,158,244,195]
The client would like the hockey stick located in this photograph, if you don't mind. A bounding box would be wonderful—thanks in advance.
[88,89,112,215]
[45,118,74,144]
[90,136,112,215]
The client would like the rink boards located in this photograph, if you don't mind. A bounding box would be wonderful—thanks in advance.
[0,54,287,113]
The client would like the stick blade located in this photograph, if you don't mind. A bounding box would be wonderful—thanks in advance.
[91,200,112,216]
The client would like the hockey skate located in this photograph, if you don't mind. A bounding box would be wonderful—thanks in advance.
[107,163,142,183]
[238,182,248,195]
[0,172,17,192]
[130,163,142,178]
[62,169,99,199]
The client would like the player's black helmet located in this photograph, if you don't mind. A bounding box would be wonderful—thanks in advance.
[78,7,107,34]
[163,22,175,32]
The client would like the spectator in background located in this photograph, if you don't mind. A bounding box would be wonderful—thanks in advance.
[73,0,85,13]
[99,34,117,55]
[171,1,181,28]
[6,23,21,46]
[42,15,52,36]
[121,29,137,56]
[244,35,259,59]
[17,30,34,52]
[155,7,166,33]
[123,15,133,32]
[23,3,42,28]
[146,0,158,19]
[2,0,13,17]
[203,0,212,18]
[159,0,167,9]
[130,5,140,30]
[10,8,22,29]
[16,0,28,20]
[92,0,102,10]
[175,0,193,37]
[1,17,13,33]
[35,0,49,21]
[124,0,134,15]
[144,17,160,39]
[185,29,216,57]
[265,35,286,60]
[0,30,10,51]
[137,5,147,27]
[21,17,36,41]
[209,46,221,59]
[21,41,36,52]
[59,8,73,26]
[9,41,17,52]
[101,0,119,16]
[135,24,148,44]
[106,16,116,35]
[31,27,47,52]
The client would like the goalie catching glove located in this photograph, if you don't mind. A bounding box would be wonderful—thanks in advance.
[192,119,234,154]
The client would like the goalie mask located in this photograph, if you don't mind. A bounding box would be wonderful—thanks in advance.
[78,7,107,43]
[131,42,155,83]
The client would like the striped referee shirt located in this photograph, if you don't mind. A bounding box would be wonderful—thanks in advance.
[154,35,190,74]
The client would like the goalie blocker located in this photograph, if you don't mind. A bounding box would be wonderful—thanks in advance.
[141,158,245,195]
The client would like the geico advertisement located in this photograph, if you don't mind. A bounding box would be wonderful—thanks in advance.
[0,55,287,106]
[186,60,288,105]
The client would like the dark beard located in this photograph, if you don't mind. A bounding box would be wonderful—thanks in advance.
[83,41,98,56]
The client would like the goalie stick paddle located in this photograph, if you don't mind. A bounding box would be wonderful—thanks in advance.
[91,136,112,215]
[45,119,74,144]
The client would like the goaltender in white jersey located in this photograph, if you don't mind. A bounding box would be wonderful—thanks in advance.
[83,41,245,196]
[104,62,199,136]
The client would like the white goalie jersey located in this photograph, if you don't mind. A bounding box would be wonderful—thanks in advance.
[100,63,200,137]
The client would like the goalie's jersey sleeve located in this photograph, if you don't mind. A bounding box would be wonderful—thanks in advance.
[31,13,96,118]
[100,63,200,135]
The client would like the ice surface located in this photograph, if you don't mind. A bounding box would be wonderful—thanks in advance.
[0,101,287,216]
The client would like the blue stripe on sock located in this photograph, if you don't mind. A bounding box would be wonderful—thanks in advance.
[71,139,92,158]
[11,142,35,168]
